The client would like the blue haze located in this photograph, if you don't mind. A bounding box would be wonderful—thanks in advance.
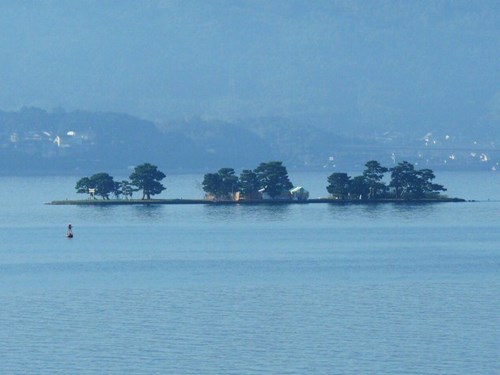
[0,1,498,138]
[0,172,498,374]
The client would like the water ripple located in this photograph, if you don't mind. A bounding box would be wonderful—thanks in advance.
[0,283,498,374]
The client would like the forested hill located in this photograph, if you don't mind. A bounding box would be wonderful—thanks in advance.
[0,107,201,174]
[0,107,362,175]
[0,108,497,175]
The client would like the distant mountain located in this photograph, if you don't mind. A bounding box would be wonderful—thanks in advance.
[157,117,363,170]
[0,1,498,139]
[1,108,497,175]
[0,108,205,175]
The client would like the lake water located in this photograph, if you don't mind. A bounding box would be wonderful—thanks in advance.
[0,172,498,374]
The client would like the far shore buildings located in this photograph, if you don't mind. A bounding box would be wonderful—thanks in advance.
[4,129,94,158]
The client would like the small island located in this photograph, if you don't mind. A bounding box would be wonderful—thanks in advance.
[47,160,466,205]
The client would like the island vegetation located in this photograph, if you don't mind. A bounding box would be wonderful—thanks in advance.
[202,161,294,201]
[326,160,447,200]
[75,163,165,200]
[62,159,459,206]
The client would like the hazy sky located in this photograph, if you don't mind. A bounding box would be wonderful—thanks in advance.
[0,0,498,136]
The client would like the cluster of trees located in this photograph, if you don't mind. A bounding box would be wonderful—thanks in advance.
[75,163,166,200]
[202,161,293,200]
[75,159,447,202]
[327,160,447,200]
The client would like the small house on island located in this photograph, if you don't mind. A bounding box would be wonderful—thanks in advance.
[205,186,310,202]
[257,186,309,201]
[258,188,292,200]
[290,186,309,201]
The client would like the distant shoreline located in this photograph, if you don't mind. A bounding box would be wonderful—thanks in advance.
[47,197,467,205]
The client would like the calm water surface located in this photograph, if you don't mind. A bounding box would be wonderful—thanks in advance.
[0,172,498,374]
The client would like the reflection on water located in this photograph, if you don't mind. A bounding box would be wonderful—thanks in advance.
[326,202,438,225]
[132,205,164,221]
[390,202,435,221]
[204,204,291,222]
[70,201,446,227]
[75,204,120,223]
[326,203,393,223]
[1,282,498,374]
[74,204,167,225]
[360,203,387,218]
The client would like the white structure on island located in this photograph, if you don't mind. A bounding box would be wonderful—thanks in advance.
[290,187,309,201]
[257,186,309,201]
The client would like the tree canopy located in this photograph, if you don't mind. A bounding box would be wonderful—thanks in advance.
[363,160,388,198]
[254,161,293,199]
[117,180,137,199]
[239,169,261,199]
[349,175,370,200]
[129,163,166,200]
[75,177,92,195]
[201,161,295,201]
[202,167,239,200]
[327,160,446,200]
[75,172,116,199]
[326,172,351,200]
[73,159,448,203]
[389,162,446,199]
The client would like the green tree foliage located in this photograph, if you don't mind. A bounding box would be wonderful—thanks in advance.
[349,175,370,199]
[326,172,351,200]
[417,169,447,197]
[202,168,239,200]
[75,173,116,199]
[129,163,166,200]
[389,161,416,198]
[202,173,223,198]
[75,177,92,196]
[389,161,447,199]
[218,168,239,196]
[119,180,136,199]
[254,161,293,199]
[363,160,388,198]
[239,169,260,198]
[90,173,116,199]
[112,181,122,199]
[326,160,446,200]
